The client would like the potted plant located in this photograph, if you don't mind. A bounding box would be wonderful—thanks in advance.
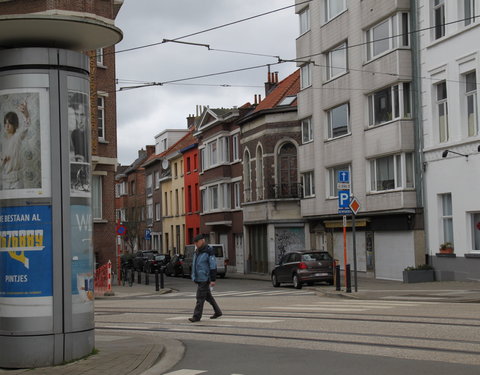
[439,242,454,254]
[402,264,435,283]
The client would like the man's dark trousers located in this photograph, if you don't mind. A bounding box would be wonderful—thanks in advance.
[193,281,222,320]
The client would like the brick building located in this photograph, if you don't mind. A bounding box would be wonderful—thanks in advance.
[195,107,246,272]
[239,70,305,274]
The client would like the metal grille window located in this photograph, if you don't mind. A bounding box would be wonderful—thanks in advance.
[465,71,478,137]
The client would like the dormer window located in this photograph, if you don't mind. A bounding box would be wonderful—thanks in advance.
[278,95,297,106]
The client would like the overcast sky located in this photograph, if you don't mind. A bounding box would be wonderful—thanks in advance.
[114,0,299,164]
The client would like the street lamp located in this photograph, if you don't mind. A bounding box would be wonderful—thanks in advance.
[442,150,469,159]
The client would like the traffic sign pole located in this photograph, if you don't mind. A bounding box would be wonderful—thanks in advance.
[352,212,357,292]
[343,215,347,290]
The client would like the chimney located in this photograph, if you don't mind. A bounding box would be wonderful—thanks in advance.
[187,114,196,129]
[265,71,278,96]
[254,94,258,105]
[145,145,156,157]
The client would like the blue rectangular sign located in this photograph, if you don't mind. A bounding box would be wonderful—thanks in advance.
[337,170,350,183]
[0,205,52,298]
[338,190,351,208]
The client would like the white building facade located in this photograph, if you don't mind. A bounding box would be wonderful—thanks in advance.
[295,0,425,280]
[418,0,480,280]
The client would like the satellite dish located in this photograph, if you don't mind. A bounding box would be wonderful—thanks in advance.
[162,159,169,169]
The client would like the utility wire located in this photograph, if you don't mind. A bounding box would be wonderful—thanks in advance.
[112,0,312,55]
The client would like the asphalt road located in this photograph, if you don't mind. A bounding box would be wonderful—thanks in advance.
[95,276,480,374]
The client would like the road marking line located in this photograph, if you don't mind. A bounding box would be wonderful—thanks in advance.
[265,307,368,312]
[163,370,207,375]
[166,316,284,323]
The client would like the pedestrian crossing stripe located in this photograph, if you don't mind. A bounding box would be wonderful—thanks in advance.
[166,316,283,323]
[163,290,315,298]
[163,370,207,375]
[263,300,427,312]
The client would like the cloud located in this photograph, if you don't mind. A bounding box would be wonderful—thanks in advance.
[115,0,298,164]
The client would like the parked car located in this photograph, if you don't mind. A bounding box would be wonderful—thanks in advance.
[271,251,334,289]
[132,250,158,271]
[164,254,185,277]
[144,253,171,273]
[182,244,228,278]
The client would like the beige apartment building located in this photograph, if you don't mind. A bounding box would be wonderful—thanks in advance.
[295,0,424,280]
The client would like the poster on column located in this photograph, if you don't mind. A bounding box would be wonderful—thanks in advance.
[0,205,53,317]
[68,91,91,198]
[0,88,51,199]
[71,204,94,313]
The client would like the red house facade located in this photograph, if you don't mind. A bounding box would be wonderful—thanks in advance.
[181,143,200,244]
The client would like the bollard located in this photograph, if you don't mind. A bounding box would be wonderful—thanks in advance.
[335,265,341,291]
[155,269,159,291]
[137,270,141,284]
[145,269,149,285]
[160,266,165,289]
[346,264,352,293]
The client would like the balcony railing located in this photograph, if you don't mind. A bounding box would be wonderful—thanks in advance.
[267,183,303,199]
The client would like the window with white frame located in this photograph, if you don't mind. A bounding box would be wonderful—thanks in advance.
[244,150,252,202]
[202,183,231,213]
[155,203,161,221]
[97,94,106,140]
[302,171,315,198]
[203,137,230,169]
[328,164,350,197]
[96,48,104,66]
[368,82,411,126]
[327,103,350,139]
[146,197,153,220]
[326,43,347,80]
[301,117,313,144]
[256,147,264,200]
[154,171,160,189]
[92,175,102,219]
[325,0,347,22]
[232,135,239,161]
[464,0,477,26]
[366,13,410,61]
[200,148,206,172]
[369,153,414,192]
[440,193,453,245]
[301,63,312,89]
[146,173,153,196]
[115,181,127,197]
[471,213,480,250]
[434,0,446,39]
[299,6,310,35]
[233,182,241,208]
[436,81,449,142]
[465,71,478,137]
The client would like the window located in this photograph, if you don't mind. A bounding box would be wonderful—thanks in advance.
[146,198,153,220]
[175,189,179,215]
[299,7,310,35]
[96,48,104,66]
[301,63,312,89]
[130,180,135,195]
[327,103,350,139]
[209,141,217,165]
[194,154,198,170]
[436,81,449,142]
[115,181,127,197]
[173,163,178,178]
[465,0,477,26]
[326,43,347,80]
[256,147,264,200]
[471,213,480,250]
[244,150,252,202]
[202,183,231,213]
[186,157,191,173]
[187,185,192,213]
[366,13,410,60]
[301,117,313,143]
[328,164,350,197]
[368,83,411,126]
[146,173,153,196]
[302,171,315,198]
[154,171,160,189]
[164,192,168,216]
[234,182,241,208]
[440,193,453,245]
[278,95,297,106]
[369,153,414,192]
[325,0,347,21]
[155,203,161,221]
[232,135,239,161]
[97,95,105,140]
[200,148,205,171]
[465,71,478,137]
[92,175,102,219]
[203,137,230,169]
[434,0,446,39]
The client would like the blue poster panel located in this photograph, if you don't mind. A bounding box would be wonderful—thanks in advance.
[71,205,93,302]
[0,205,52,297]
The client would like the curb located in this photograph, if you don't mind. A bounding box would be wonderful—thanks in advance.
[140,338,185,375]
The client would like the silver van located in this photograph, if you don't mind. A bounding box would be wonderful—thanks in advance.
[183,244,227,278]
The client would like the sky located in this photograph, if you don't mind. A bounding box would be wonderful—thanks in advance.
[114,0,300,164]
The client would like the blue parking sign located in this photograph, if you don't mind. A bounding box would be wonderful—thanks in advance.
[338,190,351,208]
[338,170,350,183]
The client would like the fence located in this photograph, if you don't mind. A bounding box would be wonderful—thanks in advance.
[94,260,114,296]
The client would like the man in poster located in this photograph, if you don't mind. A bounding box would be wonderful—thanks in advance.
[69,92,89,163]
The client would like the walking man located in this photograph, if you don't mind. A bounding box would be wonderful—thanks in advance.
[189,234,222,322]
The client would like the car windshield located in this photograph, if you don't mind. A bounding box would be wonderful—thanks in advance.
[301,253,332,261]
[212,246,223,257]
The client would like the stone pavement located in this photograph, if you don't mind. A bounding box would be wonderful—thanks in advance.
[1,274,478,375]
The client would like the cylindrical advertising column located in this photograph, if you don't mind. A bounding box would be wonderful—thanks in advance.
[0,48,93,368]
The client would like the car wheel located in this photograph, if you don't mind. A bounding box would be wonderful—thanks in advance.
[271,273,280,287]
[292,274,302,289]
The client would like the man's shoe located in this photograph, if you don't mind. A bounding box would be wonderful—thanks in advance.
[210,313,222,319]
[188,317,200,322]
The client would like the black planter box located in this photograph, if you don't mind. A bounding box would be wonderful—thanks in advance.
[402,270,435,283]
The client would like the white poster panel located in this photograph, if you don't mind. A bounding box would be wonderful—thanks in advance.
[0,89,50,199]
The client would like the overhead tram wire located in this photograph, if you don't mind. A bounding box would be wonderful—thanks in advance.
[110,0,312,56]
